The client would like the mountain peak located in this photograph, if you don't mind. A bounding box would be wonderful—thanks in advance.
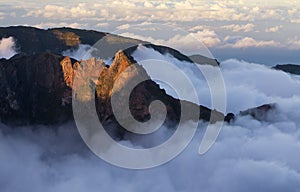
[112,50,133,66]
[109,50,137,78]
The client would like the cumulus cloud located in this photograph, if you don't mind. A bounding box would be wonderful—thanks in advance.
[111,0,137,8]
[25,3,96,19]
[143,1,154,8]
[222,23,255,32]
[120,29,220,55]
[116,24,131,30]
[1,55,300,191]
[291,19,300,23]
[188,25,208,32]
[0,37,17,59]
[96,22,109,27]
[223,36,280,48]
[19,1,292,23]
[265,25,283,32]
[4,1,296,54]
[156,3,168,9]
[157,30,221,52]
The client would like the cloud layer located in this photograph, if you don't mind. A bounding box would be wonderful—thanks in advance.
[1,0,300,52]
[131,45,300,112]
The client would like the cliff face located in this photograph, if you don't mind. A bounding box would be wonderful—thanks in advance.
[0,50,229,126]
[0,53,74,124]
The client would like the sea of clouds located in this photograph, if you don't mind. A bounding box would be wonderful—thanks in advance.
[1,46,300,191]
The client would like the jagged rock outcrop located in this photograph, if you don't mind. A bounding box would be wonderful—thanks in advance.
[94,50,226,124]
[0,50,231,126]
[69,50,227,124]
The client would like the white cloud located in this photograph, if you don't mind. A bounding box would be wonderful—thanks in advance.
[99,9,109,18]
[138,21,154,26]
[120,29,220,54]
[18,1,295,25]
[34,22,83,29]
[286,38,300,49]
[2,1,298,52]
[111,1,137,8]
[119,32,157,43]
[96,22,109,27]
[0,37,17,59]
[116,24,131,30]
[224,36,280,48]
[143,1,154,8]
[265,25,283,32]
[259,9,282,20]
[188,25,208,32]
[156,3,168,9]
[69,3,96,18]
[288,8,298,16]
[252,6,260,13]
[174,1,194,9]
[188,30,221,47]
[222,23,255,32]
[62,44,97,60]
[291,18,300,23]
[25,3,96,19]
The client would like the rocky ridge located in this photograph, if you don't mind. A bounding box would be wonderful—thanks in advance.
[0,26,143,56]
[0,50,232,126]
[1,26,220,65]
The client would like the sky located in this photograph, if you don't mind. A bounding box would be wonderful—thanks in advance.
[0,0,299,64]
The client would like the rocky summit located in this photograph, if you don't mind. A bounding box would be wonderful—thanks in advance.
[0,50,232,126]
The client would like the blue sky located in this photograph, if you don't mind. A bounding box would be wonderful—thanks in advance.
[0,0,299,64]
